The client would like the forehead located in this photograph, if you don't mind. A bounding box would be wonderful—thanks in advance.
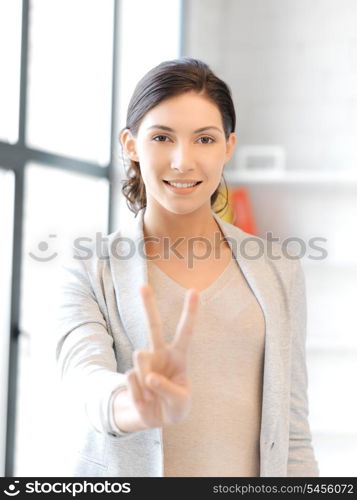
[139,92,223,130]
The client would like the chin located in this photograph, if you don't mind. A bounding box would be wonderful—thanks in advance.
[166,202,209,216]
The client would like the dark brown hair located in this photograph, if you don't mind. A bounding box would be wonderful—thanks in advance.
[119,57,236,217]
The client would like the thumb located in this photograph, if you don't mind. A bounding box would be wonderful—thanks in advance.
[146,373,186,403]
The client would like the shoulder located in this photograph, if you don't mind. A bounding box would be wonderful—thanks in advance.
[218,217,299,291]
[60,229,116,282]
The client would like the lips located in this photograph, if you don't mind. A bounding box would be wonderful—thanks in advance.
[163,180,202,186]
[162,179,203,196]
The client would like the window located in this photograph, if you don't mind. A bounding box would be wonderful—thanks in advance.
[0,0,22,143]
[27,0,114,165]
[0,169,15,476]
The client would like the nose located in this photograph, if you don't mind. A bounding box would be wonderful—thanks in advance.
[170,142,195,172]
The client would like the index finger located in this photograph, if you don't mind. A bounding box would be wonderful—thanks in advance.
[139,284,165,351]
[171,288,200,353]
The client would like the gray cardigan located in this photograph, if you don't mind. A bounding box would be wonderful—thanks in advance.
[55,207,319,477]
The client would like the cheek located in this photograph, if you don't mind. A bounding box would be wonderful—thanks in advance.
[202,157,225,179]
[201,147,225,165]
[139,165,162,189]
[212,147,227,161]
[143,151,168,171]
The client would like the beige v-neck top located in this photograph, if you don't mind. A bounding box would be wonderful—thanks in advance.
[146,255,266,477]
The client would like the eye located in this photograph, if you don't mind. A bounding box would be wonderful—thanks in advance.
[197,136,215,144]
[152,135,171,142]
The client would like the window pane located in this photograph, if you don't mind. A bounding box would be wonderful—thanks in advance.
[0,0,22,143]
[27,0,114,165]
[15,164,109,476]
[0,168,15,476]
[117,0,181,132]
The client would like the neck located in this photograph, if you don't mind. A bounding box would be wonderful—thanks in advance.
[142,203,227,259]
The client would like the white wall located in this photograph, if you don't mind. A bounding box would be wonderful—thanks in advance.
[184,0,357,172]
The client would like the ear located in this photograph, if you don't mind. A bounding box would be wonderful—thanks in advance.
[225,132,237,162]
[120,129,139,162]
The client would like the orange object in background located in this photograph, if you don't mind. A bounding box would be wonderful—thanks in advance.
[213,184,257,235]
[229,187,257,235]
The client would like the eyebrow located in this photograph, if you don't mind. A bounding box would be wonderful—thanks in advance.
[146,124,223,134]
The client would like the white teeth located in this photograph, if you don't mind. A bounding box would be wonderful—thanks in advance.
[167,181,198,188]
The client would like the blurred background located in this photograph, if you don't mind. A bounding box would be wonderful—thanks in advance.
[1,0,356,477]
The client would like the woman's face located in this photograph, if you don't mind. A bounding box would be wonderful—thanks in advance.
[121,91,237,216]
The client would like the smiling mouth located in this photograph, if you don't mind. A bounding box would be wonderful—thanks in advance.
[163,180,203,187]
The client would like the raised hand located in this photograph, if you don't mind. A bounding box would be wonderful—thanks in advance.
[125,284,200,429]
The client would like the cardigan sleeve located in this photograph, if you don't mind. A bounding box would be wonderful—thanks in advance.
[54,246,140,439]
[287,257,319,476]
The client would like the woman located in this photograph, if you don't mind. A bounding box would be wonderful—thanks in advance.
[56,57,319,477]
